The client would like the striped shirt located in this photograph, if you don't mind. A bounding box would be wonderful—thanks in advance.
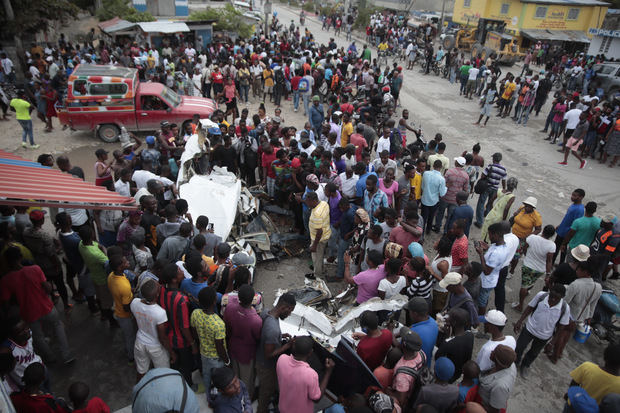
[484,163,507,189]
[158,286,191,349]
[309,201,332,242]
[407,276,433,299]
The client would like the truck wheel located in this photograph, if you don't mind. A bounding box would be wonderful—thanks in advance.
[471,43,482,61]
[97,124,120,143]
[443,34,455,50]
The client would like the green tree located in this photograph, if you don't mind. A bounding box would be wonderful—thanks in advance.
[96,0,154,22]
[189,4,253,39]
[0,0,79,33]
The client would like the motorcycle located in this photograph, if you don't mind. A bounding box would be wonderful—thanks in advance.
[591,287,619,345]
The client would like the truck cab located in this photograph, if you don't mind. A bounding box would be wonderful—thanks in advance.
[57,64,217,142]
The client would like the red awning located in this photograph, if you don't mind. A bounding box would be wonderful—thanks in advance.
[0,150,137,211]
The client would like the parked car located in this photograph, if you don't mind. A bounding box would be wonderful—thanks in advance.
[592,62,620,99]
[57,64,217,142]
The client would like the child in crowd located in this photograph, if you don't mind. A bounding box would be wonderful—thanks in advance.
[69,381,110,413]
[373,347,403,389]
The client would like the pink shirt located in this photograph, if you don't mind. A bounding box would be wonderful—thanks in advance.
[276,354,321,413]
[392,352,425,394]
[222,301,263,364]
[379,178,399,207]
[353,266,386,303]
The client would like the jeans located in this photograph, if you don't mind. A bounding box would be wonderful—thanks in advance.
[421,202,439,234]
[327,226,340,258]
[494,266,509,312]
[18,119,34,145]
[293,90,300,111]
[475,186,496,226]
[240,84,249,103]
[517,105,533,125]
[449,67,456,84]
[256,364,278,413]
[201,356,225,393]
[553,234,567,264]
[302,93,310,115]
[337,238,351,278]
[114,314,136,361]
[515,327,548,368]
[274,84,283,106]
[582,78,590,96]
[435,200,456,232]
[542,108,554,131]
[30,307,72,362]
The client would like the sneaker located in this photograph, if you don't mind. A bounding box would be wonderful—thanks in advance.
[304,273,316,280]
[511,302,522,311]
[580,160,587,169]
[63,356,76,365]
[558,161,567,165]
[519,365,529,380]
[29,144,40,149]
[21,142,27,148]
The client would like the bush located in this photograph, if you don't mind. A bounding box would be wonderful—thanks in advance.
[353,6,381,30]
[189,5,253,39]
[290,0,299,6]
[96,0,155,22]
[302,3,314,12]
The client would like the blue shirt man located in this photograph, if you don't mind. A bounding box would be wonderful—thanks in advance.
[356,171,377,198]
[556,193,585,237]
[362,175,388,224]
[309,97,324,133]
[421,166,447,207]
[405,297,438,367]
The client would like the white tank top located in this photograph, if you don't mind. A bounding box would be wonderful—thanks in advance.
[431,254,452,292]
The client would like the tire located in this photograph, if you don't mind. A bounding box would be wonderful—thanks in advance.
[471,43,483,61]
[97,123,120,143]
[433,64,440,76]
[443,34,456,50]
[480,47,491,62]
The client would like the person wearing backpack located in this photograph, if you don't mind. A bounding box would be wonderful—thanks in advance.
[513,284,570,379]
[387,328,427,409]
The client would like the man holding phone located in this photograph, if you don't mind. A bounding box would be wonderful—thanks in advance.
[195,215,221,257]
[475,222,511,316]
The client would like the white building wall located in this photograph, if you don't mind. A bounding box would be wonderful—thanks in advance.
[588,35,620,60]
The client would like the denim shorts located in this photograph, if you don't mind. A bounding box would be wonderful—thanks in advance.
[478,287,493,307]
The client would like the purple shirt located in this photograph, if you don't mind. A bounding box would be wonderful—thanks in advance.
[328,192,343,225]
[222,300,263,364]
[353,266,386,303]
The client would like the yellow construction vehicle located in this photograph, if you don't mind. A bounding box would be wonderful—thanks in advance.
[442,18,523,65]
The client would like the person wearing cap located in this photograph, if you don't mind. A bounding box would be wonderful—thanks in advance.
[141,136,162,170]
[208,366,252,413]
[547,258,602,363]
[413,356,459,411]
[403,297,438,368]
[477,344,517,412]
[567,343,620,405]
[561,201,601,261]
[508,196,542,273]
[442,272,479,329]
[434,157,469,233]
[590,214,619,281]
[513,284,570,379]
[436,308,475,383]
[386,328,425,408]
[475,309,516,371]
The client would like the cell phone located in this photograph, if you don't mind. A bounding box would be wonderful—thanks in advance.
[208,223,214,231]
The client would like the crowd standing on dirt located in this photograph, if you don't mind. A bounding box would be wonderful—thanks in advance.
[1,7,620,413]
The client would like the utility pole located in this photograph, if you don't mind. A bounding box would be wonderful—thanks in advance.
[439,0,447,34]
[264,0,272,37]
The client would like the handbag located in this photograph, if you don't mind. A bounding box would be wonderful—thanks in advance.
[473,176,489,195]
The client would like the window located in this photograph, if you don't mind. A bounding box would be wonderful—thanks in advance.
[500,3,510,15]
[463,0,471,8]
[535,6,547,19]
[72,79,87,96]
[89,83,128,96]
[567,8,579,21]
[141,96,169,111]
[598,38,613,54]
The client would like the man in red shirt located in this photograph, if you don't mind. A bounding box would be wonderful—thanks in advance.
[389,211,423,252]
[352,311,393,370]
[350,124,369,161]
[291,69,302,113]
[450,219,469,272]
[434,157,469,233]
[0,246,74,364]
[11,363,70,413]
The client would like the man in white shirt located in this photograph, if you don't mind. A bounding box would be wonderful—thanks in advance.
[513,284,569,378]
[494,223,520,313]
[299,133,316,156]
[475,222,511,315]
[114,168,133,198]
[0,52,14,83]
[513,225,556,311]
[476,309,516,371]
[130,280,172,380]
[466,66,480,99]
[339,167,359,198]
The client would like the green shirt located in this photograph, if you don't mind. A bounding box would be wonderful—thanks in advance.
[569,216,602,249]
[190,310,226,358]
[460,65,472,77]
[10,98,31,120]
[362,48,372,62]
[78,241,108,285]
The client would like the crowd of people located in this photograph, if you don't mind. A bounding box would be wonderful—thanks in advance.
[0,6,620,413]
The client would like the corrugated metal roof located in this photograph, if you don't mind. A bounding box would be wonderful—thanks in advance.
[137,21,190,33]
[0,150,137,211]
[520,29,592,43]
[98,17,136,34]
[520,0,610,5]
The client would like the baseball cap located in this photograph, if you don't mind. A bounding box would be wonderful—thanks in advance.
[29,210,45,221]
[439,272,462,289]
[312,95,320,102]
[407,242,424,258]
[146,136,155,144]
[434,357,455,382]
[567,386,599,413]
[122,140,134,149]
[479,309,507,326]
[207,127,222,135]
[399,327,422,351]
[404,297,428,313]
[232,251,256,267]
[455,156,466,166]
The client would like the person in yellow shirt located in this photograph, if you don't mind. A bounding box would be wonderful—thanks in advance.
[411,159,425,202]
[340,112,354,147]
[568,343,620,404]
[509,197,542,274]
[378,41,389,52]
[306,192,331,280]
[498,75,516,118]
[107,254,136,362]
[10,90,38,149]
[262,67,274,103]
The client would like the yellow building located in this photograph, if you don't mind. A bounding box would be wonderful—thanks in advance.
[453,0,609,45]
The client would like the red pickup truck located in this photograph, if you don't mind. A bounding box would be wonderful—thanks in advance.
[57,64,217,142]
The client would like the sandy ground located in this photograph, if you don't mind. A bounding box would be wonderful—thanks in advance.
[1,4,618,411]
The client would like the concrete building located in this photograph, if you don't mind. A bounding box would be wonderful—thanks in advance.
[452,0,609,45]
[587,9,620,59]
[132,0,189,17]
